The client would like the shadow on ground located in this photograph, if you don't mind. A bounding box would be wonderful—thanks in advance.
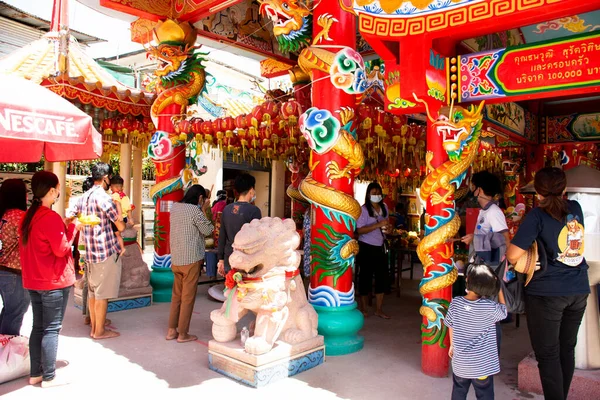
[1,268,542,399]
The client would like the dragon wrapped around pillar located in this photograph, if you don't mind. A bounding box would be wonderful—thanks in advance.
[145,20,207,280]
[147,20,207,127]
[261,0,366,304]
[417,102,485,345]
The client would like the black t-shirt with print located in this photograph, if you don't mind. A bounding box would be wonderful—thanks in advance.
[511,200,590,296]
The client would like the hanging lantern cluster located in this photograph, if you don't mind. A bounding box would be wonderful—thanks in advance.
[544,143,600,169]
[355,104,427,192]
[473,141,502,174]
[100,115,156,149]
[175,99,306,165]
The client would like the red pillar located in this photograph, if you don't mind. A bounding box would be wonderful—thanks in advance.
[421,111,452,376]
[148,104,186,302]
[298,1,365,355]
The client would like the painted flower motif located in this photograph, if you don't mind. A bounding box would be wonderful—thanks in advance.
[331,71,354,91]
[330,48,367,95]
[299,107,340,154]
[148,131,172,161]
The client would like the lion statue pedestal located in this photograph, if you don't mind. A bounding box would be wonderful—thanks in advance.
[74,226,152,312]
[208,217,324,387]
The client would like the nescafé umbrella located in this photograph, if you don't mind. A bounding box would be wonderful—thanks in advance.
[0,75,102,162]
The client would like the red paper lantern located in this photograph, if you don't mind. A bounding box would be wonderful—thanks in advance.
[101,118,115,134]
[235,114,248,129]
[221,116,235,132]
[280,99,301,120]
[176,119,191,134]
[262,101,279,117]
[200,121,214,136]
[251,106,264,125]
[191,118,204,134]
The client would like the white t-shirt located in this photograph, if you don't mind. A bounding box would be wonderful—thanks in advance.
[475,203,508,235]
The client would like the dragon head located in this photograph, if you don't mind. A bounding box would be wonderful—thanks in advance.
[259,0,312,53]
[434,102,485,161]
[146,20,206,84]
[148,44,190,78]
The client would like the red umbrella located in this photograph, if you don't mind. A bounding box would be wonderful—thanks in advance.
[0,75,102,162]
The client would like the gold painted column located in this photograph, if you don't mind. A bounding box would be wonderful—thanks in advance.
[132,145,143,225]
[120,143,132,196]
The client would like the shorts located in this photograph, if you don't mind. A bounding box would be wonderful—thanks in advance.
[88,253,122,300]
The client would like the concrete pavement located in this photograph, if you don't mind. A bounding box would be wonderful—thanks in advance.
[1,276,543,400]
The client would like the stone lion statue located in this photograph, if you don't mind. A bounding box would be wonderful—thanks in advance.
[210,217,318,355]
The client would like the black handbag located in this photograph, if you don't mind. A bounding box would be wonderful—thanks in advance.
[494,258,526,314]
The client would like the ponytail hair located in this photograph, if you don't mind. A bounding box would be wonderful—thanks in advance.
[534,167,569,221]
[21,171,59,245]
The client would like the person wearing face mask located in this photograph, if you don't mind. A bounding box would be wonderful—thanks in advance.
[356,182,391,319]
[67,162,125,340]
[461,171,510,264]
[217,173,262,277]
[20,171,78,387]
[167,185,213,342]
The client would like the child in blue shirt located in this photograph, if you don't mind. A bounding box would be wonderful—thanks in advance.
[445,264,507,400]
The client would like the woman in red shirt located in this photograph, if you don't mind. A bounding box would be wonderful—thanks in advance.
[0,179,28,335]
[20,171,77,387]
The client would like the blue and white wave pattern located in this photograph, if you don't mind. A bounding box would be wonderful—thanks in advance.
[308,285,354,307]
[153,253,172,269]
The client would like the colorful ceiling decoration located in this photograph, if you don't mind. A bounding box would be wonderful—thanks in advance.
[0,33,154,116]
[483,103,538,143]
[462,29,524,53]
[521,11,600,44]
[196,0,281,56]
[545,112,600,143]
[260,58,295,78]
[96,0,242,22]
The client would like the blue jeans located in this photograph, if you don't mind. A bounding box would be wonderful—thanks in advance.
[205,251,217,278]
[28,287,70,381]
[452,374,495,400]
[0,269,30,335]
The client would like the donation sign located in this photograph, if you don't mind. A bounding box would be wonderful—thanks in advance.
[493,32,600,95]
[456,32,600,102]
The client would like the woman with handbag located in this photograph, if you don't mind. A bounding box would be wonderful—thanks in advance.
[356,182,391,319]
[20,171,78,387]
[507,167,589,400]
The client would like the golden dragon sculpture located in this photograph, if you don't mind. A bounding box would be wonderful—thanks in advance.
[416,101,485,345]
[146,20,208,208]
[261,1,367,287]
[146,20,207,126]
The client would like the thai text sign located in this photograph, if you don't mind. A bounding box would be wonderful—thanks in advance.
[494,33,600,95]
[457,32,600,102]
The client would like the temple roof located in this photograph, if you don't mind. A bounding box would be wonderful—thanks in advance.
[0,32,154,116]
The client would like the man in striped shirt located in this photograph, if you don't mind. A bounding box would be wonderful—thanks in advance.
[445,264,507,400]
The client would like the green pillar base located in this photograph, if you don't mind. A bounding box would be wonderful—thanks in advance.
[150,267,173,303]
[313,302,364,356]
